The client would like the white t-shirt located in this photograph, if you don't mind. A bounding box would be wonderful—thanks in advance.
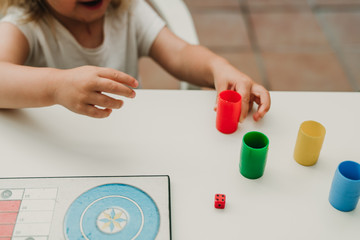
[0,0,165,79]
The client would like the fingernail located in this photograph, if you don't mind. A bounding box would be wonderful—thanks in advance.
[133,80,139,87]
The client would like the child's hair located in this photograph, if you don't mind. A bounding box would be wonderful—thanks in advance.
[0,0,132,23]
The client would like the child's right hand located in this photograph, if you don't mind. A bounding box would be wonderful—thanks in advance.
[53,66,138,118]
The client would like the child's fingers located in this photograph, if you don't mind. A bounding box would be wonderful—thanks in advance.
[98,68,138,88]
[251,85,271,121]
[79,105,112,118]
[238,90,250,123]
[215,82,252,123]
[95,77,136,98]
[88,93,124,110]
[253,100,270,121]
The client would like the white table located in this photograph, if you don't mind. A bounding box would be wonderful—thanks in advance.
[0,90,359,239]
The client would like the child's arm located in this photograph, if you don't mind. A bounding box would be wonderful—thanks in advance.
[0,23,138,118]
[149,27,271,122]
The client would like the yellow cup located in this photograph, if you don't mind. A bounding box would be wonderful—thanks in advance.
[293,120,326,166]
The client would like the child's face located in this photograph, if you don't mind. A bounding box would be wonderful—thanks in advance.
[46,0,112,23]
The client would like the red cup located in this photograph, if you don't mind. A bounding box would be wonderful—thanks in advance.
[216,90,242,134]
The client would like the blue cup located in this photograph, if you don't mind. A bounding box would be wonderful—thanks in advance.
[329,161,360,212]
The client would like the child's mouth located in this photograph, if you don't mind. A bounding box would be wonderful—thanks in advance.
[79,0,103,9]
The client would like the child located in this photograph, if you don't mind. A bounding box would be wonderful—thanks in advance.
[0,0,270,122]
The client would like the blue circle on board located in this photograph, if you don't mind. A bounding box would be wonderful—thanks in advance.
[64,184,160,240]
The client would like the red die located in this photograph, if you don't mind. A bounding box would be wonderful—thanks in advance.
[214,194,226,209]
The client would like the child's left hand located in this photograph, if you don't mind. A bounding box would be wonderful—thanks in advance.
[150,27,270,122]
[213,61,270,122]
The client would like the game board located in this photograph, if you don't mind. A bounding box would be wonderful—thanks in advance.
[0,175,171,240]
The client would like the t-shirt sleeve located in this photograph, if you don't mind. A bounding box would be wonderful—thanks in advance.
[131,0,166,57]
[0,7,36,61]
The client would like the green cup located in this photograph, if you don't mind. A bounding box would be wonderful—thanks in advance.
[239,131,270,179]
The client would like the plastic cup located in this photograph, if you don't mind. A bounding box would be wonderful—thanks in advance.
[216,90,242,134]
[293,120,326,166]
[239,131,269,179]
[329,161,360,212]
